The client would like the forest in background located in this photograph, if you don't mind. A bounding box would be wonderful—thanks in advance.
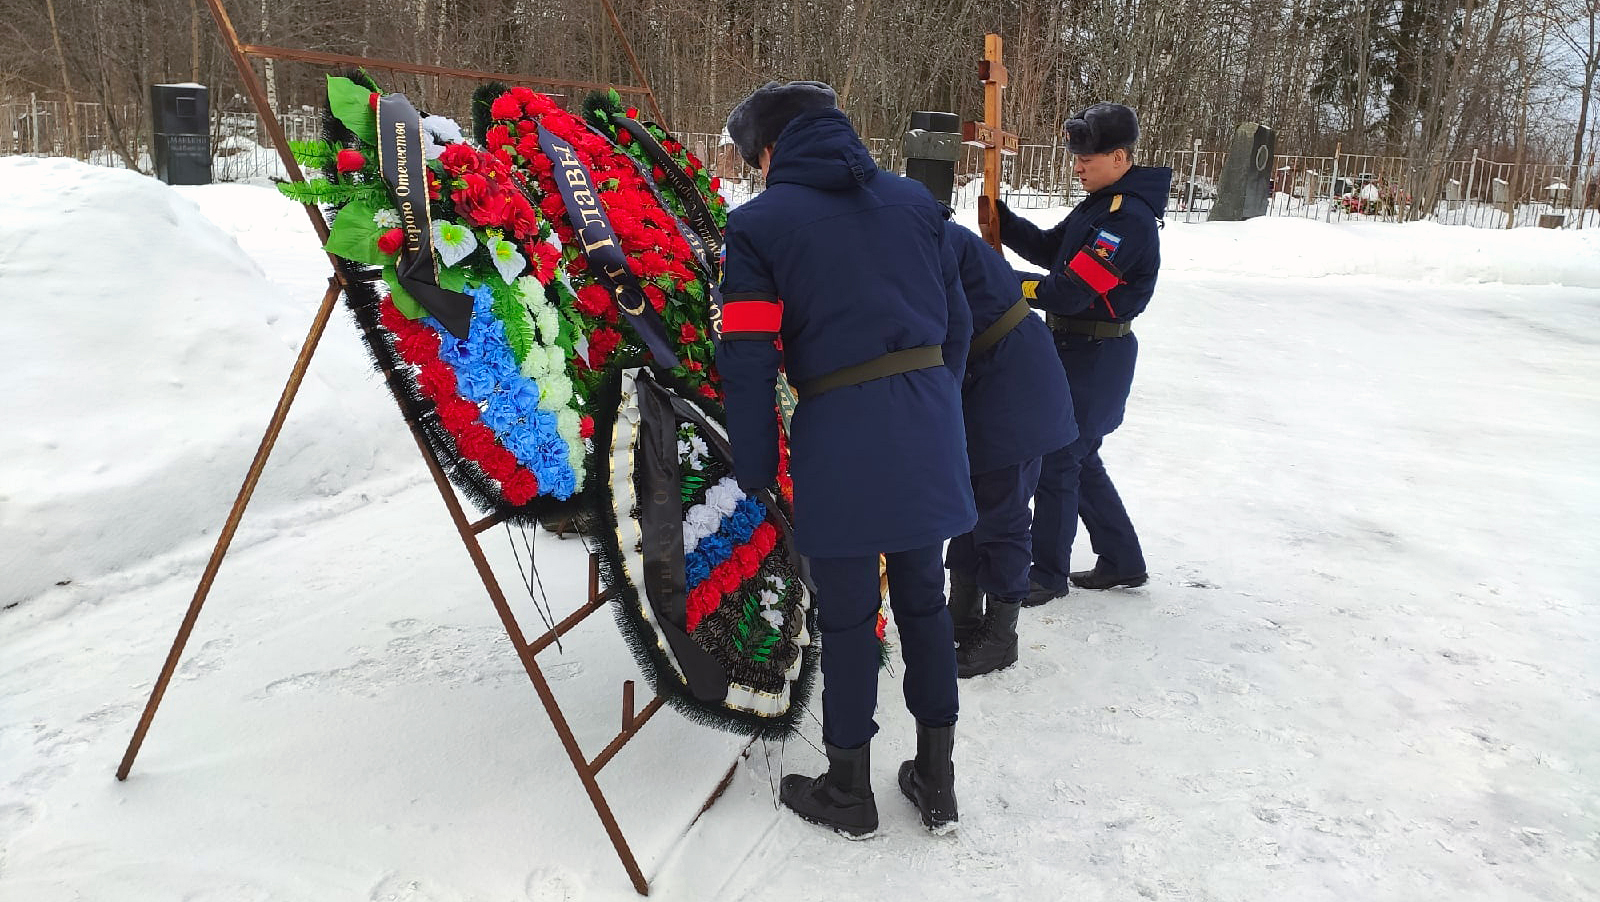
[6,0,1597,175]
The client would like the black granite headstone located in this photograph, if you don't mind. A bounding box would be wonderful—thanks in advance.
[151,83,211,186]
[902,111,961,206]
[1208,122,1274,221]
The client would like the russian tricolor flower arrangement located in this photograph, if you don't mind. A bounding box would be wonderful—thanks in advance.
[278,74,812,736]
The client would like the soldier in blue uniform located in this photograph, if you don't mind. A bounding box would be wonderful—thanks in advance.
[718,81,975,837]
[990,102,1172,604]
[941,221,1076,677]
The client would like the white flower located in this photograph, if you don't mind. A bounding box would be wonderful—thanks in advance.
[541,372,573,408]
[521,349,550,380]
[536,307,560,343]
[760,609,785,629]
[678,438,693,463]
[420,115,465,162]
[421,114,464,144]
[432,220,477,267]
[372,208,401,229]
[487,237,526,284]
[705,479,742,516]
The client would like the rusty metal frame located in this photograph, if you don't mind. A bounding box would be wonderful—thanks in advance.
[115,0,736,895]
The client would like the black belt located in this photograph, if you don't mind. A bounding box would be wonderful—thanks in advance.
[1049,316,1133,339]
[970,299,1032,358]
[793,345,943,400]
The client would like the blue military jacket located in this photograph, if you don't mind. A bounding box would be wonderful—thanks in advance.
[997,166,1172,437]
[715,109,976,558]
[945,222,1076,474]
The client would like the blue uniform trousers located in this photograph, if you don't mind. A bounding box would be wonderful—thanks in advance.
[1029,435,1146,592]
[945,458,1044,604]
[807,544,958,750]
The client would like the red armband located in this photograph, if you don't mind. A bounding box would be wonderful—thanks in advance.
[715,292,783,340]
[1066,245,1124,297]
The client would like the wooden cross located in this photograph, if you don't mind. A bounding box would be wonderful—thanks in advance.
[963,33,1018,253]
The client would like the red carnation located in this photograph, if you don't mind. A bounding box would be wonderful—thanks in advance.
[490,92,523,121]
[588,327,623,367]
[456,424,499,463]
[574,285,612,319]
[626,107,639,119]
[377,228,405,256]
[480,445,520,480]
[699,383,719,401]
[710,177,721,192]
[579,415,594,439]
[643,284,667,312]
[436,397,479,432]
[503,470,540,505]
[617,129,633,146]
[679,323,698,343]
[335,149,366,173]
[485,124,512,150]
[686,360,703,372]
[368,92,379,110]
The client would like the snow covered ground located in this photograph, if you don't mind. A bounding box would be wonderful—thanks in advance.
[2,157,1597,901]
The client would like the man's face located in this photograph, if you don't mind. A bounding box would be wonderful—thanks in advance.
[1074,149,1128,193]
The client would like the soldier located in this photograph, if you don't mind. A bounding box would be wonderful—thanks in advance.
[941,220,1076,677]
[718,81,974,837]
[990,102,1172,604]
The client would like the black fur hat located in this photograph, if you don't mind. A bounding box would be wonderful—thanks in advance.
[726,81,838,168]
[1064,102,1139,155]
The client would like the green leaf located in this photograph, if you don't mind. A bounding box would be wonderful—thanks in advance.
[685,279,705,301]
[438,267,468,293]
[384,264,429,321]
[327,75,378,145]
[324,198,389,266]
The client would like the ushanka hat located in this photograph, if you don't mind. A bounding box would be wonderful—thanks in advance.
[726,81,838,168]
[1064,102,1139,155]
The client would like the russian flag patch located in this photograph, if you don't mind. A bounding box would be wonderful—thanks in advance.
[1093,229,1123,260]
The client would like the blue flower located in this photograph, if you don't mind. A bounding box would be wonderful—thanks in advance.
[686,553,711,586]
[699,533,733,567]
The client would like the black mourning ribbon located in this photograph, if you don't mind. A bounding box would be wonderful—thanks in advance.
[635,368,729,703]
[375,94,474,339]
[535,124,681,368]
[612,116,724,273]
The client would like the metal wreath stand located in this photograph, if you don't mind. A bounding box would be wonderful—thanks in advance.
[114,0,744,894]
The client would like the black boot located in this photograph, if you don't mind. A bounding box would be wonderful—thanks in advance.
[1069,566,1148,590]
[1021,579,1067,607]
[956,597,1020,678]
[898,721,958,834]
[780,742,878,838]
[947,569,983,645]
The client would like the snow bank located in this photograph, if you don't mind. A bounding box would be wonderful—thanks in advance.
[0,158,418,607]
[992,206,1600,289]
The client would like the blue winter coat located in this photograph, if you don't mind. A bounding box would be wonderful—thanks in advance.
[945,222,1076,474]
[997,166,1172,438]
[716,108,976,559]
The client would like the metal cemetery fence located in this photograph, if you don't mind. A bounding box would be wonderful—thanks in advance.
[8,95,1594,230]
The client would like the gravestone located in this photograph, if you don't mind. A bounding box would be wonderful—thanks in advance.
[1491,178,1509,204]
[150,83,211,186]
[902,111,962,206]
[1208,122,1274,221]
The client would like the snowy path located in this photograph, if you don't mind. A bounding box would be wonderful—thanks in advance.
[2,167,1597,900]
